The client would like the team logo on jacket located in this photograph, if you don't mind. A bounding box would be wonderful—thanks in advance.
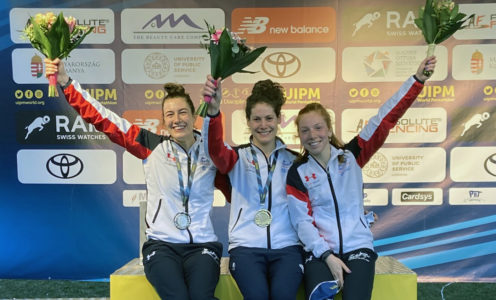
[199,156,212,170]
[166,152,177,163]
[303,172,322,189]
[244,156,257,173]
[281,159,292,172]
[304,173,317,182]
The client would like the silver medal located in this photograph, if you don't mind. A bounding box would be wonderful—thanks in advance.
[254,209,272,228]
[174,212,191,230]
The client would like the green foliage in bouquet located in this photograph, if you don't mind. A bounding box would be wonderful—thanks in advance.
[415,0,473,56]
[22,12,93,97]
[196,22,267,117]
[23,12,93,60]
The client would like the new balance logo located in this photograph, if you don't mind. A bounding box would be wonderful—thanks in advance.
[238,17,269,34]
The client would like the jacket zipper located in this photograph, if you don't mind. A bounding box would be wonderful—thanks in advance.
[326,171,344,256]
[267,183,272,249]
[261,148,272,249]
[186,152,193,243]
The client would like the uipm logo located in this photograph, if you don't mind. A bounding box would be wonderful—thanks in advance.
[141,13,202,30]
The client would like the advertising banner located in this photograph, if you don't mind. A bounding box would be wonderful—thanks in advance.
[1,0,495,282]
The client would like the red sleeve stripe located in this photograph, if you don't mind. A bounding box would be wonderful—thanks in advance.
[356,78,423,167]
[287,184,313,217]
[207,114,238,174]
[65,82,151,159]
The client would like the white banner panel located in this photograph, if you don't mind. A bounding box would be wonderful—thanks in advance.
[363,188,388,206]
[454,4,496,40]
[123,189,147,207]
[17,149,116,184]
[123,151,145,184]
[452,44,496,80]
[231,108,335,146]
[362,147,446,183]
[341,107,447,144]
[342,45,448,82]
[232,48,336,83]
[392,188,443,206]
[120,8,225,44]
[214,190,226,207]
[450,147,496,182]
[10,8,115,44]
[122,49,209,84]
[12,49,115,84]
[449,188,496,205]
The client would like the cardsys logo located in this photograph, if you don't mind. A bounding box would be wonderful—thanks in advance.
[401,191,434,202]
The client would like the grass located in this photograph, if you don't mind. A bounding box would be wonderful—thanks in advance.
[0,280,495,299]
[418,282,496,299]
[0,279,110,298]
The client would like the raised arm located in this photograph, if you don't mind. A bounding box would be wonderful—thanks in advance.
[45,58,152,159]
[350,56,437,167]
[201,75,238,174]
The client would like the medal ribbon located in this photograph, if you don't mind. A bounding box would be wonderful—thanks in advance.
[171,142,200,209]
[250,146,279,206]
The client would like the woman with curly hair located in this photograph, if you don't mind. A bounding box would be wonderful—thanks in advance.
[202,76,304,300]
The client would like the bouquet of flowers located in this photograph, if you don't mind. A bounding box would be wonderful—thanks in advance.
[196,22,267,117]
[415,0,473,75]
[22,12,93,97]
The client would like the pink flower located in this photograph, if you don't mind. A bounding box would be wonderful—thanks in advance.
[65,16,76,33]
[211,29,223,44]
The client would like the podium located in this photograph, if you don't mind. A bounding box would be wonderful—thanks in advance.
[110,256,416,300]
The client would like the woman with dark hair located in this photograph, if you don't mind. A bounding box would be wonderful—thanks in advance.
[202,76,304,300]
[45,58,227,300]
[286,57,436,300]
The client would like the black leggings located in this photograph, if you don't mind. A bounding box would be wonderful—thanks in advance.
[228,245,304,300]
[304,248,377,300]
[142,239,223,300]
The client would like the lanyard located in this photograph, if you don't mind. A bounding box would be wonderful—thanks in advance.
[250,146,279,206]
[171,142,200,209]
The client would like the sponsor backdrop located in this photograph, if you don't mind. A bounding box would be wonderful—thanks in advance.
[1,0,495,282]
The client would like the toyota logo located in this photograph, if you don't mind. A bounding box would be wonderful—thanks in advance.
[484,153,496,177]
[262,52,301,78]
[46,153,84,179]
